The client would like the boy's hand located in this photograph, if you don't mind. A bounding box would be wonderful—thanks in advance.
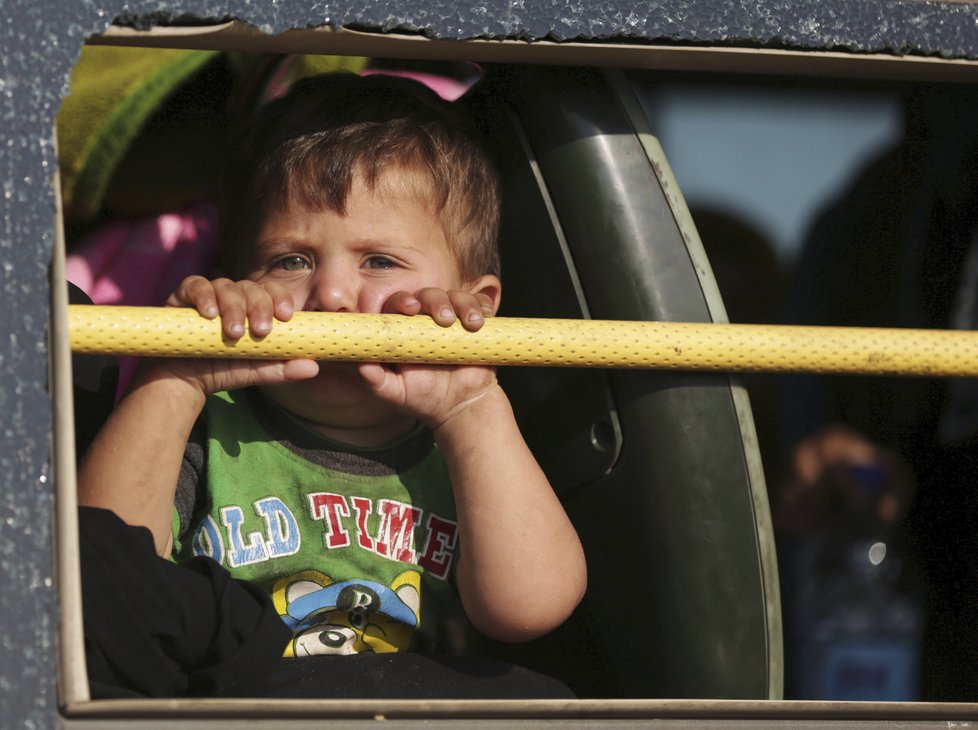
[151,275,319,396]
[381,287,495,332]
[168,275,296,339]
[359,288,498,428]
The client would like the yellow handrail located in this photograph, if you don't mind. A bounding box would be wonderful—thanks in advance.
[68,304,978,376]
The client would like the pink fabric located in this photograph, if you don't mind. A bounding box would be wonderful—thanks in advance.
[361,69,472,101]
[67,201,220,307]
[66,201,221,397]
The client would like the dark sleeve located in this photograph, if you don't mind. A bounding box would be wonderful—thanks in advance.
[80,506,290,698]
[174,415,207,541]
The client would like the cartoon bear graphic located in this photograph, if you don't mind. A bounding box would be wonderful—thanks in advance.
[272,569,422,655]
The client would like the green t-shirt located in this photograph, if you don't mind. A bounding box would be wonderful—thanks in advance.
[173,389,469,656]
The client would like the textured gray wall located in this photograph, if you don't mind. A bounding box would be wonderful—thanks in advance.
[2,1,978,727]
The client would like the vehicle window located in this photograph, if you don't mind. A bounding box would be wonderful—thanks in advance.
[57,47,776,710]
[51,35,978,721]
[632,70,978,703]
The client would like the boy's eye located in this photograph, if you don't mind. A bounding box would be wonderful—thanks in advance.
[364,256,396,270]
[275,256,310,271]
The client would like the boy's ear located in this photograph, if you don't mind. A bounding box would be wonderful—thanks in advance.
[467,274,502,315]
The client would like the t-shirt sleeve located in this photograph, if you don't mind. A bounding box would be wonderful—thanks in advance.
[173,415,207,543]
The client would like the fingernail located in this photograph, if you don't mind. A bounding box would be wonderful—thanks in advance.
[440,307,456,321]
[467,312,484,324]
[252,320,271,335]
[203,305,218,318]
[229,323,245,337]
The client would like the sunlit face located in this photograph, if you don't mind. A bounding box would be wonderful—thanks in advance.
[244,169,474,442]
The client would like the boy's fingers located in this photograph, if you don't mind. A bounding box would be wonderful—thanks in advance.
[357,363,409,408]
[226,359,320,390]
[263,281,295,321]
[381,291,422,316]
[212,279,252,339]
[357,362,389,389]
[475,292,496,317]
[169,277,294,340]
[387,289,490,330]
[169,275,219,318]
[415,288,457,327]
[448,291,486,331]
[239,281,278,338]
[279,359,320,382]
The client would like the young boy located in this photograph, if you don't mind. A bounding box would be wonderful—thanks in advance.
[78,72,587,662]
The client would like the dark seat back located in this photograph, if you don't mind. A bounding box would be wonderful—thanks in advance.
[466,66,781,699]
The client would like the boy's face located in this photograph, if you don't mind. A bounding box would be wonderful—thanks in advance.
[242,168,499,441]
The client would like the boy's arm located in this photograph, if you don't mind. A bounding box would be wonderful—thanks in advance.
[364,286,586,641]
[434,386,588,643]
[77,368,206,556]
[78,276,319,557]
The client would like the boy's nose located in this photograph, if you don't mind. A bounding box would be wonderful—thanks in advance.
[304,270,357,313]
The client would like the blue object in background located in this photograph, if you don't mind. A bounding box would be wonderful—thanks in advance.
[789,535,923,700]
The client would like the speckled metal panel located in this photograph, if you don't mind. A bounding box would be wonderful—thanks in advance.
[110,1,978,59]
[2,0,978,726]
[0,1,71,725]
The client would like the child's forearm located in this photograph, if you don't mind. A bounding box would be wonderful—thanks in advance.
[434,386,587,642]
[77,366,206,557]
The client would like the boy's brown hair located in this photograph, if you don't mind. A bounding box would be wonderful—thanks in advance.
[220,72,500,281]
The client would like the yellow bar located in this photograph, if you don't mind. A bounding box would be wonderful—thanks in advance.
[68,304,978,376]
